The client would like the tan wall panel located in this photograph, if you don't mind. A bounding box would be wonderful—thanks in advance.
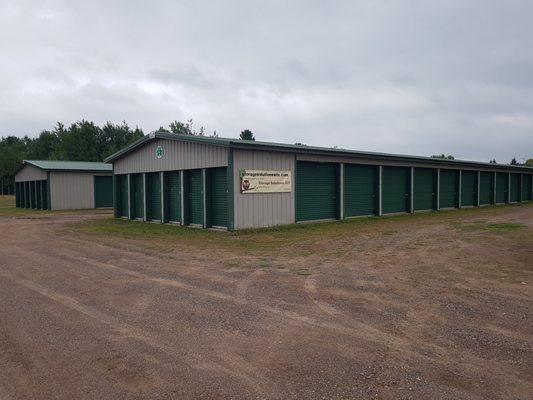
[49,172,98,210]
[113,139,228,174]
[234,150,295,229]
[15,165,47,182]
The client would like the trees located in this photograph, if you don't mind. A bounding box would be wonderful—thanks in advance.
[525,159,533,167]
[510,157,518,165]
[0,120,144,195]
[240,129,255,141]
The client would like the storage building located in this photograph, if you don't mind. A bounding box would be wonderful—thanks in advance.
[105,132,533,230]
[14,160,113,210]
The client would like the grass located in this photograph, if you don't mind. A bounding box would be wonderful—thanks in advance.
[74,202,533,253]
[0,195,46,216]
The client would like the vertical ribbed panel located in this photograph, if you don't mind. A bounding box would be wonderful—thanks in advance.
[113,139,228,174]
[207,167,228,228]
[479,172,493,205]
[15,165,47,182]
[296,161,338,222]
[522,174,532,201]
[233,150,295,229]
[146,172,161,220]
[495,172,508,203]
[185,169,203,225]
[382,166,409,214]
[344,164,377,217]
[49,172,95,210]
[166,171,181,222]
[510,173,520,202]
[460,171,477,206]
[132,174,144,218]
[413,168,436,211]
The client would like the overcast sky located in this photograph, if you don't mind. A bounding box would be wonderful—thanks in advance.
[2,0,532,162]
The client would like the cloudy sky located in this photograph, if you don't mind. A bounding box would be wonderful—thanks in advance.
[2,0,532,162]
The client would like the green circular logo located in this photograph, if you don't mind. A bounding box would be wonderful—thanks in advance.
[155,146,164,159]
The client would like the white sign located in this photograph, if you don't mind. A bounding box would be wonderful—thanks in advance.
[240,169,292,193]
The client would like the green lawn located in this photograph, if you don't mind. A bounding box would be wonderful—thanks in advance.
[74,202,533,253]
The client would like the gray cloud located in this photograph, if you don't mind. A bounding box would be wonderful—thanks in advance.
[1,0,533,162]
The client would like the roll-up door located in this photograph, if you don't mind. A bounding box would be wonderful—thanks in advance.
[479,172,493,205]
[42,180,49,210]
[94,176,113,208]
[439,170,458,209]
[29,181,36,209]
[344,164,377,217]
[495,173,508,204]
[119,175,129,217]
[24,182,30,208]
[132,174,144,219]
[296,161,338,222]
[35,181,42,209]
[15,183,20,207]
[414,168,436,211]
[185,169,203,226]
[510,173,520,202]
[382,166,409,214]
[461,171,477,207]
[207,167,228,228]
[522,174,532,201]
[146,172,161,221]
[166,171,181,223]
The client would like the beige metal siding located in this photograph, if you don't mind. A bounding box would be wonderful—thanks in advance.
[49,172,98,210]
[113,139,228,174]
[233,150,295,229]
[296,153,511,172]
[15,165,47,182]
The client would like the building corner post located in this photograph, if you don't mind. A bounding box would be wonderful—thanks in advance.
[458,170,462,208]
[436,168,440,211]
[476,171,480,206]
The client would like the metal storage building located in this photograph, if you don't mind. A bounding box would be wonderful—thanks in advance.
[14,160,113,211]
[105,132,533,230]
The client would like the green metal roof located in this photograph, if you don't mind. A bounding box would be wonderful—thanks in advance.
[23,160,113,172]
[104,131,533,172]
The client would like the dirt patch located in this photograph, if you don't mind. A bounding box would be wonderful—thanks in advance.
[0,204,532,399]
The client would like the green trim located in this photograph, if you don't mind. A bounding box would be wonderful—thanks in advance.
[227,149,235,231]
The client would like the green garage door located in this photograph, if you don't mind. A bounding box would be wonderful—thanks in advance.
[42,180,49,210]
[30,181,36,209]
[35,181,42,209]
[146,172,161,221]
[166,171,181,223]
[207,167,228,228]
[479,172,493,205]
[344,164,377,217]
[119,175,129,217]
[461,171,477,207]
[132,174,144,219]
[382,166,409,214]
[522,174,532,201]
[94,176,113,208]
[24,182,30,209]
[185,169,203,226]
[439,170,458,209]
[510,173,520,202]
[414,168,436,211]
[296,162,338,222]
[495,173,508,203]
[15,183,20,207]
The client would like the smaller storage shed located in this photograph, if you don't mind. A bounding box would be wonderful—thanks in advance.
[14,160,113,210]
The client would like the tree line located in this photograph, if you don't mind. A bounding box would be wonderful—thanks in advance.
[0,120,256,195]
